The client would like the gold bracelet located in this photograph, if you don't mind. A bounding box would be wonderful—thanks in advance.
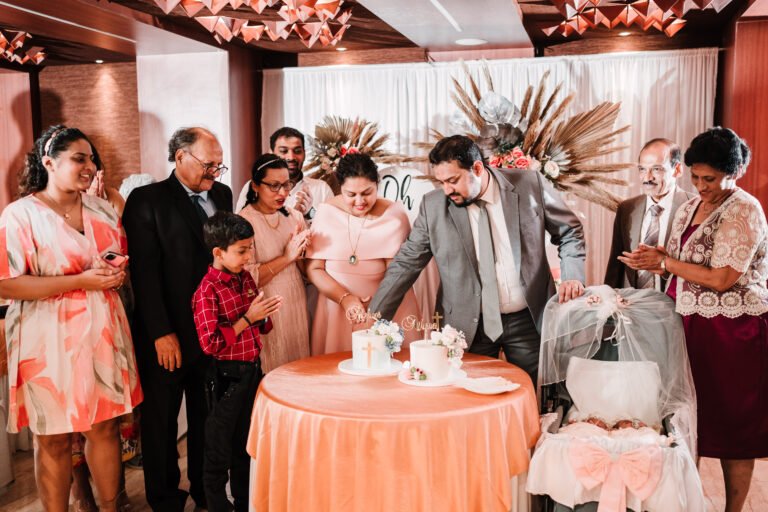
[338,292,351,306]
[264,264,275,276]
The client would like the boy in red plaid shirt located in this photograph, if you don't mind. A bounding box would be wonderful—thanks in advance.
[192,211,282,512]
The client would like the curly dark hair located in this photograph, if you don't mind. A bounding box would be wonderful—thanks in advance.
[19,124,94,197]
[428,135,484,170]
[336,153,379,185]
[203,211,255,252]
[684,127,748,177]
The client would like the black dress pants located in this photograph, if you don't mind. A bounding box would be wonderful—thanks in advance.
[203,359,262,512]
[469,308,541,385]
[139,353,211,512]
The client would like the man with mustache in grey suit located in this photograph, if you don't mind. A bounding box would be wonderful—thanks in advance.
[604,138,694,291]
[369,135,586,384]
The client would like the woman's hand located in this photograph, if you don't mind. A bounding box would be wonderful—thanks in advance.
[618,244,667,274]
[245,291,283,323]
[78,268,125,291]
[283,224,311,261]
[87,170,106,199]
[342,294,371,325]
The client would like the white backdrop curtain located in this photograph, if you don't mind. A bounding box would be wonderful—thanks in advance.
[261,48,718,285]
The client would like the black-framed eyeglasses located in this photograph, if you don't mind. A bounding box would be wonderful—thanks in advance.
[185,150,229,177]
[260,180,294,193]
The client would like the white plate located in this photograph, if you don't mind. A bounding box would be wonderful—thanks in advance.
[337,358,403,376]
[398,366,467,388]
[459,376,520,395]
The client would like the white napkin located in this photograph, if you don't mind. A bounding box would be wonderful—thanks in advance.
[459,376,520,394]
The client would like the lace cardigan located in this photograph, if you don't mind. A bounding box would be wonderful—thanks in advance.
[666,188,768,318]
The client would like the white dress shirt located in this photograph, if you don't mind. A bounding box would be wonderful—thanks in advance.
[640,186,676,291]
[466,175,527,313]
[179,181,216,217]
[235,176,333,213]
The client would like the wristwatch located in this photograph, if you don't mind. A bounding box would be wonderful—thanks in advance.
[304,206,316,220]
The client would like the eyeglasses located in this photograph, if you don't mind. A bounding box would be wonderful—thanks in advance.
[185,151,229,177]
[260,181,294,193]
[636,165,669,177]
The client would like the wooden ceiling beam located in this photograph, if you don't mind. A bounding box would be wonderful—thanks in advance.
[0,0,136,57]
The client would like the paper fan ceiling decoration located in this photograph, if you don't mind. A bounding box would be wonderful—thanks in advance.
[152,0,351,48]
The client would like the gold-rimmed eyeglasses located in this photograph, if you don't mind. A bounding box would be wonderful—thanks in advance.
[185,150,229,177]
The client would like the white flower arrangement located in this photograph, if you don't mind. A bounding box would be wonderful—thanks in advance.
[371,319,405,354]
[543,160,560,179]
[432,324,467,367]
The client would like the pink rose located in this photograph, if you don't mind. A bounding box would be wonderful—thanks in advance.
[347,147,360,154]
[514,156,530,169]
[511,147,525,159]
[489,156,503,168]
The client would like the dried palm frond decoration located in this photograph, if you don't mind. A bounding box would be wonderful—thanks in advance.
[305,116,410,194]
[425,63,633,211]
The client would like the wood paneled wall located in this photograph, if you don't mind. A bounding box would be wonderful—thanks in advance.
[719,18,768,210]
[38,62,141,189]
[298,47,427,67]
[0,70,33,211]
[228,47,262,201]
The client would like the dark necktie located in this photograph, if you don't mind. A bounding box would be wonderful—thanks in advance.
[477,200,503,341]
[637,203,663,290]
[191,194,209,223]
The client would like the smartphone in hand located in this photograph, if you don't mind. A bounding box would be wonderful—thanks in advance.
[102,251,128,268]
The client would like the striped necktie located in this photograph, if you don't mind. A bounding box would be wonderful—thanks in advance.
[637,203,663,290]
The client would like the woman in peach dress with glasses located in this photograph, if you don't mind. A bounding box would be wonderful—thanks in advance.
[240,154,312,372]
[0,125,142,511]
[306,153,421,355]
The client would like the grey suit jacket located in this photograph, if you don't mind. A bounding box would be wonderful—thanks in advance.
[604,187,695,289]
[369,167,586,344]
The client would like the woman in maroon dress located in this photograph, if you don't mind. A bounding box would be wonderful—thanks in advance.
[620,127,768,512]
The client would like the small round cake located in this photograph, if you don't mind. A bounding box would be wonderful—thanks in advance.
[409,340,450,381]
[351,330,391,370]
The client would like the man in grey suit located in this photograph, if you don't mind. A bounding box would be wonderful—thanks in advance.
[604,138,695,291]
[369,136,586,383]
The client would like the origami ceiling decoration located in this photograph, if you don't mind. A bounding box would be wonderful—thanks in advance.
[540,0,733,38]
[153,0,352,48]
[0,30,46,65]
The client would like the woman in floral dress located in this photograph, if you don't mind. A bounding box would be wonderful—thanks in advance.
[621,127,767,512]
[0,125,142,511]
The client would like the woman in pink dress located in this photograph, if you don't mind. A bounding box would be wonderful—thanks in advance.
[306,153,421,354]
[240,154,311,372]
[0,126,142,512]
[621,128,767,512]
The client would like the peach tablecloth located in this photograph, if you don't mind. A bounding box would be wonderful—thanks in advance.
[246,351,541,512]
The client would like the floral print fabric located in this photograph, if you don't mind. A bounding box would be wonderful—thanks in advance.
[0,194,142,434]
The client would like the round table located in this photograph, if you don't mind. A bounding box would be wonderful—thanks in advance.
[247,351,541,512]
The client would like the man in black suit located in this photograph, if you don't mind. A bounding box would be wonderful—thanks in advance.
[123,127,233,511]
[605,138,694,291]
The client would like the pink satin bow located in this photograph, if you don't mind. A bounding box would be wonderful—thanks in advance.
[568,440,663,512]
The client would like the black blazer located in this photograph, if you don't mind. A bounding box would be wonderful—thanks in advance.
[123,172,233,365]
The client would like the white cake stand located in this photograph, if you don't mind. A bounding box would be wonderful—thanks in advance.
[398,366,467,388]
[338,358,403,376]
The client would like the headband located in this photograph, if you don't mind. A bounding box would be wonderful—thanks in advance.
[43,128,65,156]
[256,158,283,172]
